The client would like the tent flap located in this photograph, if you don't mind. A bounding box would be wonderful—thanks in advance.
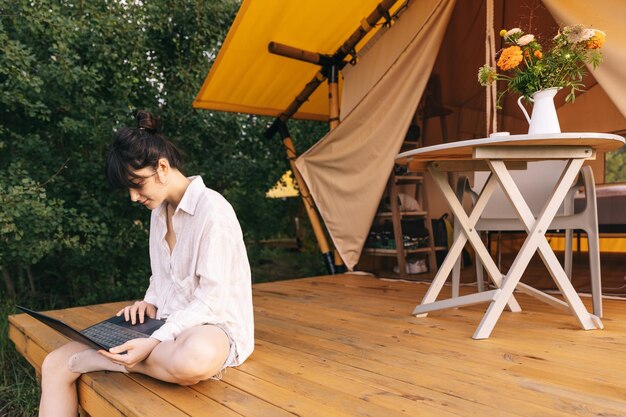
[295,0,457,270]
[542,0,626,120]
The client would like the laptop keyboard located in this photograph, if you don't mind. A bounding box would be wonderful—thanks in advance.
[81,321,147,349]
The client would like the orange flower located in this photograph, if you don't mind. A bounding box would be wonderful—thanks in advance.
[497,46,523,71]
[586,31,606,49]
[523,49,537,59]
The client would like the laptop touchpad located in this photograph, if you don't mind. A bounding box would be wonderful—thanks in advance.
[106,315,165,335]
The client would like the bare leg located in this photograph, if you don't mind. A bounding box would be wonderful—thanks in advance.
[39,325,229,415]
[39,342,90,417]
[130,325,230,385]
[68,349,128,373]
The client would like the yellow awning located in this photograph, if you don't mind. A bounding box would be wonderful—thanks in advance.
[193,0,398,121]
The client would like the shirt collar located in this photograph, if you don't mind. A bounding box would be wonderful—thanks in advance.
[176,176,205,216]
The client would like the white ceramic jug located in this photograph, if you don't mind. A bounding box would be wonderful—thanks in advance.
[517,87,561,134]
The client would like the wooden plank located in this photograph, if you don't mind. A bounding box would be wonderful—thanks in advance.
[9,316,63,370]
[9,307,298,417]
[250,340,474,417]
[43,303,292,416]
[77,383,125,417]
[254,282,626,373]
[129,375,242,417]
[298,276,623,358]
[363,247,434,256]
[376,211,428,217]
[252,317,572,417]
[250,339,498,417]
[252,283,626,415]
[252,316,620,415]
[191,379,296,417]
[262,277,614,336]
[236,359,423,417]
[9,273,626,417]
[82,372,189,417]
[256,337,626,417]
[10,322,190,417]
[222,367,357,417]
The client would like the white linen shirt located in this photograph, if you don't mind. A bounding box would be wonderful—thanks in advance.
[144,176,254,366]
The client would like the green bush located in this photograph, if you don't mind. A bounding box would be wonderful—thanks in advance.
[0,0,326,304]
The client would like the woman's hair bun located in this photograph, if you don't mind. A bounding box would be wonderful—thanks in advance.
[136,110,161,132]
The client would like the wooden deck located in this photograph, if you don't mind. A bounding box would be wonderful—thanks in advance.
[9,274,626,417]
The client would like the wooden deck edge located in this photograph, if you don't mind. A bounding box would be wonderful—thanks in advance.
[9,315,126,417]
[8,314,197,417]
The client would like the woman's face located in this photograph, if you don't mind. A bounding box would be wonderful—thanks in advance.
[128,166,168,210]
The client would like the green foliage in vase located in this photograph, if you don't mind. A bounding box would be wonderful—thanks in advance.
[478,25,605,107]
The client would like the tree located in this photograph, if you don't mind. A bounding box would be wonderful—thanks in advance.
[0,0,326,304]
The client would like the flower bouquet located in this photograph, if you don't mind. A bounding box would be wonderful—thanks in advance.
[478,25,605,107]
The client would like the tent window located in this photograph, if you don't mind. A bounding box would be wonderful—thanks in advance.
[605,146,626,183]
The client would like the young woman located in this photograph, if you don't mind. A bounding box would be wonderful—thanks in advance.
[39,111,254,417]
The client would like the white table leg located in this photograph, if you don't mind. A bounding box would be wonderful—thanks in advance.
[413,289,501,315]
[418,166,521,313]
[414,227,470,316]
[472,159,599,339]
[490,159,600,329]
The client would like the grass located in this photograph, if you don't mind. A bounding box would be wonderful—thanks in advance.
[0,302,39,417]
[0,246,326,416]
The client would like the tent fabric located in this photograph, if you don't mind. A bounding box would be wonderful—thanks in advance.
[542,0,626,120]
[432,0,626,139]
[193,0,626,273]
[339,1,437,119]
[192,0,397,121]
[295,0,457,270]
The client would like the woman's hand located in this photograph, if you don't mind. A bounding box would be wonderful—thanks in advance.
[98,337,160,368]
[117,301,157,324]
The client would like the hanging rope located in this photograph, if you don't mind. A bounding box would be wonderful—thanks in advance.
[485,0,498,134]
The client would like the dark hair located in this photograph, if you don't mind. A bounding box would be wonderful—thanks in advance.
[105,110,183,189]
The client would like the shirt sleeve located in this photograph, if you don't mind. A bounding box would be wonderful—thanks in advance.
[143,275,158,306]
[149,227,237,341]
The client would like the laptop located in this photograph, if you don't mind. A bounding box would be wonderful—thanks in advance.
[16,305,165,351]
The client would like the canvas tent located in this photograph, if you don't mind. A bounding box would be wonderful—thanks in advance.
[194,0,626,271]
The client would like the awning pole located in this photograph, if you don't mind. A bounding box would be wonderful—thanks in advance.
[265,0,399,138]
[268,42,335,66]
[278,122,336,275]
[328,64,340,130]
